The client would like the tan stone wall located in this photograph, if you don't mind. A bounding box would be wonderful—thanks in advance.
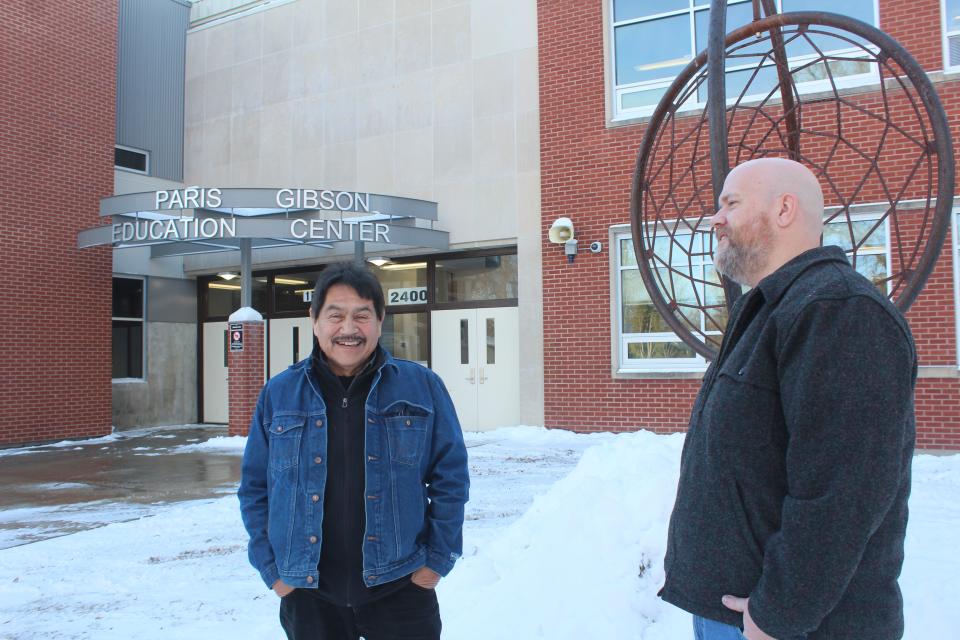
[184,0,544,425]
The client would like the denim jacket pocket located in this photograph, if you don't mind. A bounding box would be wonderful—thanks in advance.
[268,414,306,472]
[382,401,432,466]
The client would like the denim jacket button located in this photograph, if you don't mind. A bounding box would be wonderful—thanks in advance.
[311,494,320,502]
[315,419,323,427]
[276,426,283,432]
[367,455,378,462]
[405,419,412,426]
[314,456,322,464]
[367,418,375,424]
[306,576,314,584]
[309,535,317,543]
[367,576,378,583]
[366,535,378,541]
[367,495,378,500]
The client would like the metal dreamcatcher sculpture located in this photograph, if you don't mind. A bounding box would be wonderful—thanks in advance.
[630,0,955,359]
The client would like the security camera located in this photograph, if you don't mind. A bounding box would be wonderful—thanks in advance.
[549,218,575,244]
[589,241,602,253]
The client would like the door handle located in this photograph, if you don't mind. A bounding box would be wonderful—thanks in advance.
[467,367,476,384]
[479,367,487,384]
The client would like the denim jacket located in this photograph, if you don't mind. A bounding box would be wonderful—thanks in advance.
[238,349,470,590]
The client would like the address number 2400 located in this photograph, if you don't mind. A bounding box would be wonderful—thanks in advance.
[388,287,428,305]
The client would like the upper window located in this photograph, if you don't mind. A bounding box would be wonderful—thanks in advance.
[113,277,145,379]
[610,0,879,120]
[114,145,149,174]
[613,215,889,373]
[435,255,518,303]
[944,0,960,68]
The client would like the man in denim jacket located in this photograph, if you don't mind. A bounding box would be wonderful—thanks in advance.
[239,262,469,640]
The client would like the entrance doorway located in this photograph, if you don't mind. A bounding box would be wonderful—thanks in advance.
[201,321,229,423]
[430,307,519,431]
[269,317,313,377]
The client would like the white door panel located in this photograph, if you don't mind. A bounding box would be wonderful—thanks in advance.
[431,310,479,430]
[269,316,313,378]
[430,307,519,432]
[202,321,229,424]
[476,307,519,429]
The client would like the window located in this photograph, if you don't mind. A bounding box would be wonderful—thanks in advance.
[274,272,320,314]
[381,313,428,366]
[435,255,518,303]
[113,277,144,379]
[610,0,878,119]
[822,215,889,294]
[944,0,960,68]
[953,211,960,370]
[203,275,269,319]
[114,145,149,173]
[369,261,428,307]
[613,215,888,372]
[615,226,723,372]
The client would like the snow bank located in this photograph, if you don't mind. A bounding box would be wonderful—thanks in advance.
[442,430,690,639]
[1,428,958,639]
[172,436,248,453]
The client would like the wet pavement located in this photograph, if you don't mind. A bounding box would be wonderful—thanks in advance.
[0,425,241,550]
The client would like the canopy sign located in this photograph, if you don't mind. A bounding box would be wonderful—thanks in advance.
[79,187,447,257]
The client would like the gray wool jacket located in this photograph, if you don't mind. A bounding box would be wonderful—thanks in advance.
[659,245,917,640]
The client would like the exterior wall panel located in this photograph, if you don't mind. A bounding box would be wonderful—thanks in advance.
[183,0,544,426]
[0,2,117,446]
[116,0,190,181]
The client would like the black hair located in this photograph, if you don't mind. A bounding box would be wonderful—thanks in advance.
[310,261,385,320]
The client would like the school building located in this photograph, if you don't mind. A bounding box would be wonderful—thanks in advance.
[2,0,959,449]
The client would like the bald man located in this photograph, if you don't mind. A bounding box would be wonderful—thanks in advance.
[659,158,917,640]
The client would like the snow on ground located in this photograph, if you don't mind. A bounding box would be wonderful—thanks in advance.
[171,435,248,454]
[0,428,958,639]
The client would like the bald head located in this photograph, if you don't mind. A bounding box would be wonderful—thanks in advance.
[728,158,824,236]
[712,158,825,286]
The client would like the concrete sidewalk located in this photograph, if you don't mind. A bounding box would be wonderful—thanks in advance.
[0,425,241,550]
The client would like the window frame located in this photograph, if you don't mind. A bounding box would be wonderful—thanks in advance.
[112,275,146,381]
[114,144,150,175]
[610,212,890,374]
[953,210,960,370]
[608,0,882,122]
[612,225,714,374]
[942,0,960,71]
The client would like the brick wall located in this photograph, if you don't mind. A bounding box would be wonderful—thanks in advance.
[229,322,265,437]
[538,0,960,448]
[0,3,116,446]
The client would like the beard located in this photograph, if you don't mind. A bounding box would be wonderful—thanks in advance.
[713,215,771,286]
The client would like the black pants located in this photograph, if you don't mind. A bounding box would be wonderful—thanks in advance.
[279,582,442,640]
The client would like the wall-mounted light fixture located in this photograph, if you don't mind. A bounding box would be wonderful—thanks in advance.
[217,271,239,280]
[367,257,391,267]
[548,217,577,263]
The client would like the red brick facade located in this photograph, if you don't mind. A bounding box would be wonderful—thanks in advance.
[538,0,960,448]
[0,3,116,446]
[228,322,266,437]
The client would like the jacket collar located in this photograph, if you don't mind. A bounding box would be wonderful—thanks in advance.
[754,245,848,306]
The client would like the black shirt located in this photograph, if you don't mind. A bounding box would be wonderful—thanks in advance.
[309,344,409,606]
